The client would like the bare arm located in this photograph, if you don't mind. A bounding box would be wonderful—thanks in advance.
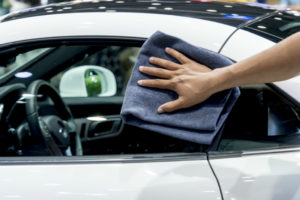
[212,32,300,92]
[283,5,300,11]
[138,32,300,113]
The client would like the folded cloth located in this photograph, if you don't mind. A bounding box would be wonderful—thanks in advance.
[121,31,240,145]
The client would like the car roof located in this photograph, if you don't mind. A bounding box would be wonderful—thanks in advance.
[1,0,281,27]
[0,0,290,52]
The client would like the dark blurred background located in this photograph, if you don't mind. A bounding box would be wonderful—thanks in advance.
[0,0,299,16]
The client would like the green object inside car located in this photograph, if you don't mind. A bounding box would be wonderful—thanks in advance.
[85,69,102,96]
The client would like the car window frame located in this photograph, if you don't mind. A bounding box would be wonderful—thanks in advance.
[208,146,300,161]
[0,37,211,162]
[0,36,145,86]
[0,152,207,164]
[0,36,299,161]
[205,82,300,154]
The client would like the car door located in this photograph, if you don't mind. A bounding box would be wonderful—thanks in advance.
[206,83,300,200]
[213,12,300,199]
[0,154,221,200]
[0,38,223,200]
[209,149,300,200]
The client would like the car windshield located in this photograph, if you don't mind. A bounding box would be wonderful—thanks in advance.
[0,47,51,78]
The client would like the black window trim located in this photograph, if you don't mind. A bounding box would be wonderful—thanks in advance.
[267,83,300,109]
[208,146,300,160]
[0,35,146,86]
[0,35,147,50]
[0,152,207,165]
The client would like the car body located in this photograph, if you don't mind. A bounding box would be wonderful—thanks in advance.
[0,1,299,200]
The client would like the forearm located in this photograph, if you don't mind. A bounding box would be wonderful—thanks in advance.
[286,6,300,11]
[138,32,300,113]
[212,32,300,92]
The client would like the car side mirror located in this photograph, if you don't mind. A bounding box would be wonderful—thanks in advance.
[59,65,117,97]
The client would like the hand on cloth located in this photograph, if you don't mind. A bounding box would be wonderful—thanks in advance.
[120,31,240,144]
[138,47,217,114]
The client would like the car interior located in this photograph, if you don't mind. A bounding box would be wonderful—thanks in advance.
[0,39,299,156]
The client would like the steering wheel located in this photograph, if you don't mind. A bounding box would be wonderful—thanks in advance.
[26,80,82,156]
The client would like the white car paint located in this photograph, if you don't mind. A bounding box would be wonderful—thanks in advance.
[196,26,300,200]
[274,77,300,103]
[210,150,300,200]
[0,12,235,52]
[0,158,221,200]
[220,29,275,61]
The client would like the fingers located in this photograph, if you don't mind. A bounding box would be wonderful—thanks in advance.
[158,97,185,113]
[148,48,191,70]
[138,79,173,90]
[139,66,172,79]
[165,47,190,64]
[149,57,180,70]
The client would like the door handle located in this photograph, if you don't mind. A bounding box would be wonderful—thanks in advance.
[87,115,123,139]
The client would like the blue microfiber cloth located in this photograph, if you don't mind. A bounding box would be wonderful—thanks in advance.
[121,31,240,145]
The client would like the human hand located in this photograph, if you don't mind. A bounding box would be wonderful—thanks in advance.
[138,47,217,114]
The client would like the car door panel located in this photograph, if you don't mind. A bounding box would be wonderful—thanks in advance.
[209,150,300,200]
[0,156,221,200]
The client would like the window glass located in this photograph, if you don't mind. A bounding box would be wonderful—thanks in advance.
[0,48,50,78]
[216,85,300,152]
[50,46,140,97]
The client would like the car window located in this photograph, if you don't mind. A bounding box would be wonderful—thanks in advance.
[50,46,140,97]
[215,85,300,152]
[0,42,208,157]
[0,48,50,78]
[0,42,299,157]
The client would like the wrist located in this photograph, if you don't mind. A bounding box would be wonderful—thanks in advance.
[210,66,235,93]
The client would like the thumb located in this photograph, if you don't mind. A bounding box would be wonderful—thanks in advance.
[158,97,185,114]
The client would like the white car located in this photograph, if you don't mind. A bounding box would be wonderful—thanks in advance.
[0,1,299,199]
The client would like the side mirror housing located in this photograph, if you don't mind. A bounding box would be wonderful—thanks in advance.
[59,65,117,97]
